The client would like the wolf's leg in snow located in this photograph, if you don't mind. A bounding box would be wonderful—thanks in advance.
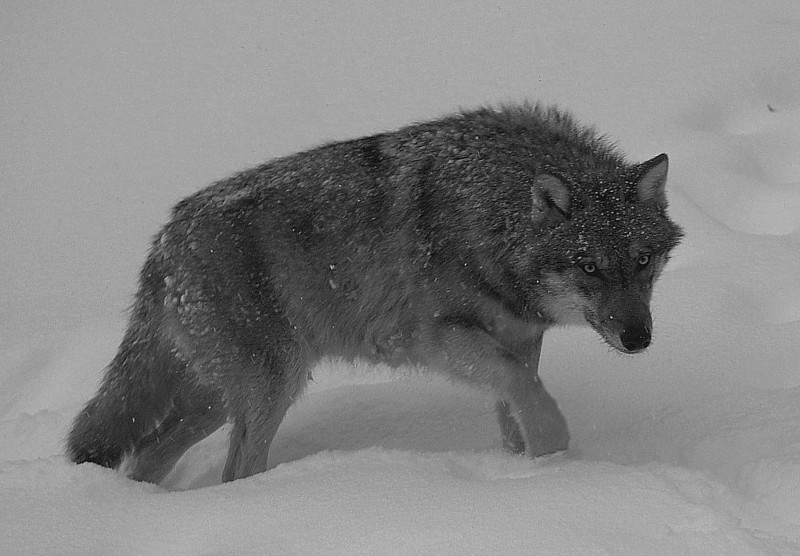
[496,399,526,454]
[498,373,568,457]
[421,325,569,457]
[219,342,309,482]
[222,392,292,483]
[497,333,568,457]
[129,380,227,484]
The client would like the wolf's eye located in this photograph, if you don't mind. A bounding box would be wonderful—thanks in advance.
[637,254,651,268]
[581,262,599,276]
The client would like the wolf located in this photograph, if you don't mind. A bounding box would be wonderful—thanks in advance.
[66,102,683,483]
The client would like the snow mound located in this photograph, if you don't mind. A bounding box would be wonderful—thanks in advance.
[1,452,792,555]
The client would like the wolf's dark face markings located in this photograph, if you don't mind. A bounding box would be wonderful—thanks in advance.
[530,158,682,353]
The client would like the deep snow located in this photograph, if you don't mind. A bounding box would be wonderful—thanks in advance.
[2,1,800,554]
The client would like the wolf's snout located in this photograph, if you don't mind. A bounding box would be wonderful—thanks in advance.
[597,296,653,354]
[620,325,651,352]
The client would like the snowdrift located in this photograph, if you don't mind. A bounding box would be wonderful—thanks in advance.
[2,1,799,553]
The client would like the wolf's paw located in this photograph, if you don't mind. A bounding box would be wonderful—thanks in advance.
[526,428,569,458]
[524,413,570,458]
[502,434,527,456]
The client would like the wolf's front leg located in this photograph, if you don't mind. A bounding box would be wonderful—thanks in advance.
[420,324,569,457]
[495,375,569,457]
[496,399,526,454]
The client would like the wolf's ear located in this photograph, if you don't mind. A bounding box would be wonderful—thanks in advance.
[531,173,570,225]
[636,153,669,209]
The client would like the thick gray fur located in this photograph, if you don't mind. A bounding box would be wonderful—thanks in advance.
[66,102,683,482]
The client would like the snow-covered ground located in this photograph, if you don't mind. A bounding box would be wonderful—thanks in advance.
[2,2,800,553]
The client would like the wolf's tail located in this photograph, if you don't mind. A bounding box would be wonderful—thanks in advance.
[66,246,189,470]
[65,318,185,470]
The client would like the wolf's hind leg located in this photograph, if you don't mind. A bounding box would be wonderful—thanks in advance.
[128,380,227,484]
[222,390,295,483]
[220,344,309,482]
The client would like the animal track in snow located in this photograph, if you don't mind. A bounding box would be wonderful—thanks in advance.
[683,98,800,236]
[724,104,800,185]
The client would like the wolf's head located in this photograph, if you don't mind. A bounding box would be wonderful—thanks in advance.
[527,154,683,354]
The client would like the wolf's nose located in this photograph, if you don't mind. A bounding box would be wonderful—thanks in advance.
[621,327,651,352]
